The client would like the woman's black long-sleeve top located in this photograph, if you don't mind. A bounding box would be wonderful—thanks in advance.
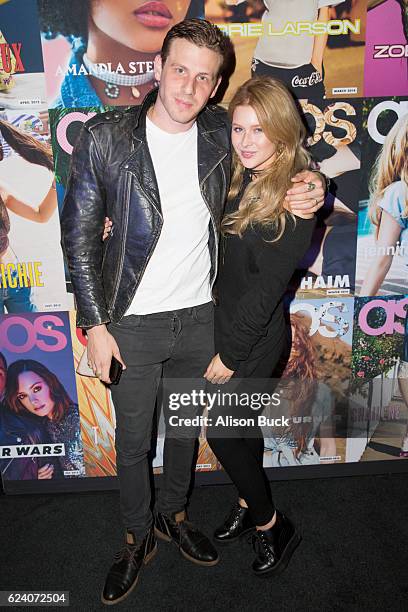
[215,178,316,373]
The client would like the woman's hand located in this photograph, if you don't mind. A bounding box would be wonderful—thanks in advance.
[38,463,54,479]
[204,354,234,385]
[102,217,112,241]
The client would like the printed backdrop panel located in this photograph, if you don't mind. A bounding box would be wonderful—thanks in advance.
[355,97,408,297]
[0,311,85,482]
[37,0,205,110]
[2,0,408,492]
[0,0,46,109]
[290,97,362,300]
[206,0,367,103]
[364,0,408,97]
[347,294,408,462]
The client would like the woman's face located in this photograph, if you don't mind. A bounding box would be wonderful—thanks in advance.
[231,105,278,172]
[90,0,191,54]
[16,371,54,419]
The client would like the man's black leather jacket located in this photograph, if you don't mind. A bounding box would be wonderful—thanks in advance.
[60,88,231,328]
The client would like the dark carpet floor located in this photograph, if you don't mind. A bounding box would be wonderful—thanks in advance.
[1,473,408,612]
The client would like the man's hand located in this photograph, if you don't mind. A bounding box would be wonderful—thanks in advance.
[285,170,326,216]
[204,354,234,385]
[87,324,126,384]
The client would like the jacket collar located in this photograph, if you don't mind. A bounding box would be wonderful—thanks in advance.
[123,88,228,209]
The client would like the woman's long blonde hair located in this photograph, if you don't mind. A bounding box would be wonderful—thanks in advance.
[369,113,408,232]
[222,77,311,240]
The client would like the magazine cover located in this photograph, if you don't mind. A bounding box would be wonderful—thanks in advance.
[38,0,204,110]
[0,0,46,109]
[364,0,408,97]
[355,97,408,297]
[260,296,355,467]
[48,106,112,296]
[289,98,361,299]
[206,0,367,103]
[0,110,70,312]
[0,311,86,483]
[49,106,111,215]
[348,294,408,462]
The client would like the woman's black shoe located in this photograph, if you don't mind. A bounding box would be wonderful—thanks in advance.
[251,510,301,577]
[155,510,219,566]
[101,526,157,605]
[214,503,255,544]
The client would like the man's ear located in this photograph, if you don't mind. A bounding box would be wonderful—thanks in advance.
[210,76,222,99]
[154,54,162,82]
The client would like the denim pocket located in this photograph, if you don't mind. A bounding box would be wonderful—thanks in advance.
[112,314,142,329]
[192,302,213,324]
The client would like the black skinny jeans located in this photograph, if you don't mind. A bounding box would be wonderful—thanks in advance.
[109,302,214,539]
[207,337,285,526]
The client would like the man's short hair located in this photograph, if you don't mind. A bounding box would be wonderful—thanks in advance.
[161,18,231,77]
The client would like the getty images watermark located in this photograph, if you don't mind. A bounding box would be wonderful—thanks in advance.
[167,389,289,428]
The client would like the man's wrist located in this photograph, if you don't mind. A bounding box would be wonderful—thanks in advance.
[86,324,108,337]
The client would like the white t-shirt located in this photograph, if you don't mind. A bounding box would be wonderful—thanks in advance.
[247,0,344,68]
[125,117,211,315]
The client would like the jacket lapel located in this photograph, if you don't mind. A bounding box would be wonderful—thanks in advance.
[120,90,162,216]
[197,120,229,187]
[121,140,162,217]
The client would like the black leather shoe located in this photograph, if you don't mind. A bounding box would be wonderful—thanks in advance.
[214,503,255,544]
[251,510,301,577]
[101,526,157,605]
[155,510,219,566]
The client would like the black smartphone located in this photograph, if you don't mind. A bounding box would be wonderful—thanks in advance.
[109,355,123,385]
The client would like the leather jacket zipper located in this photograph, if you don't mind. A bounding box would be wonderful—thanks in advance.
[108,173,132,312]
[123,180,163,307]
[109,172,163,314]
[199,152,227,298]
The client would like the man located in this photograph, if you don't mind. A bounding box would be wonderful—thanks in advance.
[61,19,326,605]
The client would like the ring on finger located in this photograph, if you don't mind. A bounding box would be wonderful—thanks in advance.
[307,182,316,192]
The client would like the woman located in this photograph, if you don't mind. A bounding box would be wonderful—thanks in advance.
[359,113,408,296]
[0,118,57,313]
[39,0,203,108]
[5,359,85,477]
[226,0,344,99]
[203,77,316,577]
[0,352,55,481]
[263,313,337,467]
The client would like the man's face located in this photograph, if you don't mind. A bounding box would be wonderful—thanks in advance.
[153,38,222,132]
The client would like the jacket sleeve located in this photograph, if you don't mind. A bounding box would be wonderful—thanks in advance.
[219,218,315,371]
[60,124,109,329]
